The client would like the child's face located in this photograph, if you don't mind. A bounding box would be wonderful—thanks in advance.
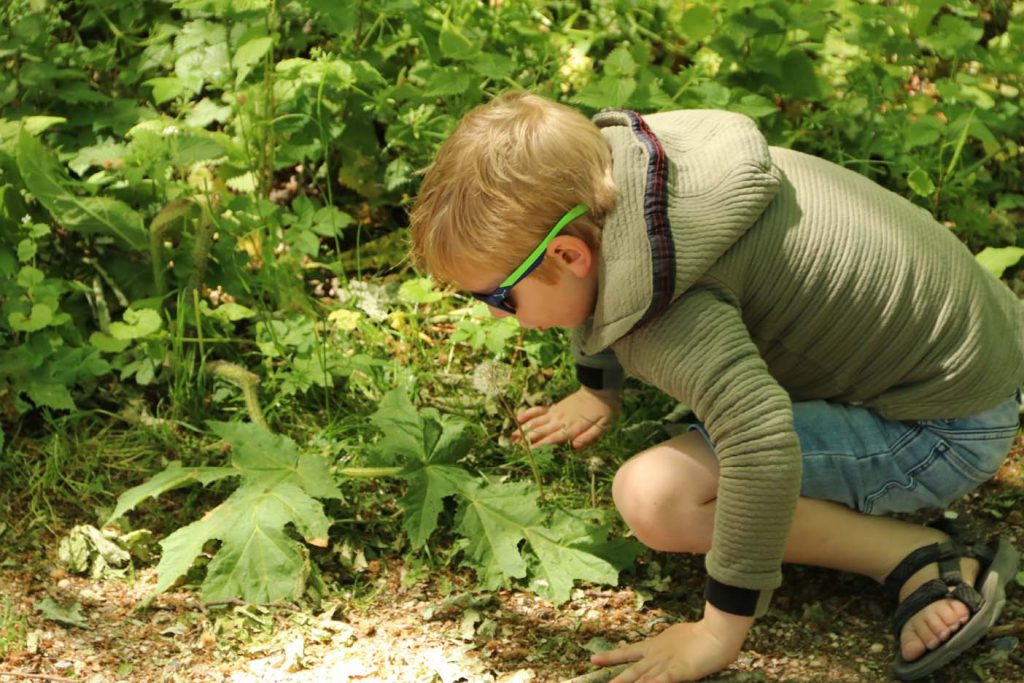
[456,240,598,331]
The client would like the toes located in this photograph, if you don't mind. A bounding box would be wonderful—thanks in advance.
[921,602,957,644]
[901,625,927,662]
[933,599,968,632]
[900,597,973,661]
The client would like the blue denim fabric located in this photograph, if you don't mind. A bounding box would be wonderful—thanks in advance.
[691,393,1020,515]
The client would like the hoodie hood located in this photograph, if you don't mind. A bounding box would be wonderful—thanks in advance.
[576,109,780,354]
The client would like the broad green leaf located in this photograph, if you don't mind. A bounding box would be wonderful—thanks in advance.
[89,331,131,353]
[732,94,778,119]
[233,36,274,86]
[401,462,474,547]
[9,303,54,332]
[455,483,637,602]
[603,46,636,78]
[132,422,342,603]
[439,22,476,60]
[208,421,342,500]
[198,301,256,323]
[185,98,234,128]
[921,15,983,59]
[25,379,75,410]
[456,480,535,588]
[16,265,44,288]
[109,308,163,340]
[311,206,354,237]
[425,67,472,97]
[370,388,432,463]
[692,81,731,108]
[107,461,238,523]
[68,141,128,176]
[779,50,822,99]
[143,77,187,105]
[173,134,229,167]
[976,246,1024,278]
[16,131,147,249]
[399,416,476,547]
[524,524,620,604]
[398,277,442,304]
[154,481,329,602]
[908,0,943,36]
[907,167,936,196]
[21,116,67,136]
[470,53,515,80]
[680,5,715,42]
[904,118,943,149]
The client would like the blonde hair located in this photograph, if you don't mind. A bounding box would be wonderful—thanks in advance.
[409,90,616,286]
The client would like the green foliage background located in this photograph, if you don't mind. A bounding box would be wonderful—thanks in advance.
[0,0,1022,603]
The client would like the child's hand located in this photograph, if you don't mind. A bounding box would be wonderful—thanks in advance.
[590,606,752,682]
[512,386,621,449]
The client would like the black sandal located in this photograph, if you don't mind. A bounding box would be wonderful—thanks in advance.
[883,527,1020,681]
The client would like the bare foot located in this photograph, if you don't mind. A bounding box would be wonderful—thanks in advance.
[897,556,979,661]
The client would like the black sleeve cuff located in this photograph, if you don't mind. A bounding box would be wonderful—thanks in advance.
[704,577,772,617]
[575,363,625,390]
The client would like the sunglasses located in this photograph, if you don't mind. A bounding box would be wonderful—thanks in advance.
[471,203,589,314]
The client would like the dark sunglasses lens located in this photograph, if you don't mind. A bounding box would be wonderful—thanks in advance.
[472,292,515,314]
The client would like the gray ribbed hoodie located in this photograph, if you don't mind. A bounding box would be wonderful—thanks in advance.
[575,109,1024,597]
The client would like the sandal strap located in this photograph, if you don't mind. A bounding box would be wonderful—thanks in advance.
[890,578,985,642]
[883,540,962,599]
[927,517,997,565]
[891,579,950,641]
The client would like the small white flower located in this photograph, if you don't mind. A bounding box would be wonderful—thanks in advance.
[161,125,180,137]
[21,214,32,225]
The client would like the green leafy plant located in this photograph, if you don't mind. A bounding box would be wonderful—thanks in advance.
[107,421,342,603]
[3,0,1022,610]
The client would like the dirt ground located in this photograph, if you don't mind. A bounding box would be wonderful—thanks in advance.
[2,445,1023,683]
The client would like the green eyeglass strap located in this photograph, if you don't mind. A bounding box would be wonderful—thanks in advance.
[499,203,589,287]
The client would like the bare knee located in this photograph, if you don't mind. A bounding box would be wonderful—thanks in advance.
[611,435,718,553]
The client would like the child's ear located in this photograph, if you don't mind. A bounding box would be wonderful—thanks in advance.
[549,235,594,278]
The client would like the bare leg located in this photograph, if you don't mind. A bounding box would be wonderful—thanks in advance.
[612,431,978,661]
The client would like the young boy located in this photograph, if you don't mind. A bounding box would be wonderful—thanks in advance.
[409,91,1023,682]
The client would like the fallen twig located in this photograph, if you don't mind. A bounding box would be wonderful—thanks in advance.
[987,621,1024,638]
[559,664,628,683]
[0,673,78,682]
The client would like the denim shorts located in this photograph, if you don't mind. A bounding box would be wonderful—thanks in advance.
[691,393,1021,515]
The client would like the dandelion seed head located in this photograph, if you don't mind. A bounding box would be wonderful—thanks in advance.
[472,361,511,398]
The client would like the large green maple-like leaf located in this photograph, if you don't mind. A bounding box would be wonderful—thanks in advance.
[369,388,442,464]
[155,481,330,603]
[371,388,477,547]
[524,509,641,604]
[456,480,535,589]
[107,461,237,523]
[208,421,342,501]
[110,422,342,603]
[456,481,641,604]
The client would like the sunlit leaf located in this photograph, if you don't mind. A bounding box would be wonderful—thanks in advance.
[16,131,147,249]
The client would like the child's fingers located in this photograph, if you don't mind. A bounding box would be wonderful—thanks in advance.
[571,420,607,449]
[525,420,572,446]
[591,642,644,667]
[516,405,548,423]
[513,414,553,442]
